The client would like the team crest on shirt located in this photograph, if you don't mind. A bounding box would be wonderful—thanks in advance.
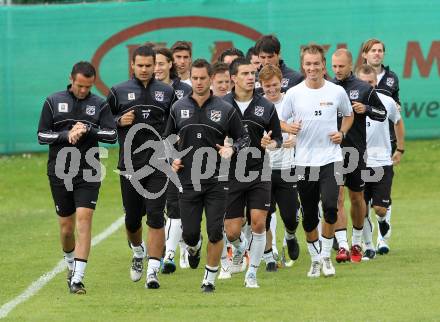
[255,81,261,88]
[58,103,68,113]
[175,90,184,100]
[281,78,289,88]
[386,77,394,87]
[349,90,359,100]
[254,105,265,117]
[86,105,96,116]
[210,110,222,122]
[155,91,164,102]
[128,92,135,100]
[181,109,190,118]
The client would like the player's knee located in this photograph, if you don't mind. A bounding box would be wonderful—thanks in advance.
[251,221,266,234]
[125,215,142,233]
[225,230,241,242]
[373,206,387,217]
[323,208,338,225]
[182,231,200,247]
[207,227,223,244]
[302,216,319,233]
[146,212,165,229]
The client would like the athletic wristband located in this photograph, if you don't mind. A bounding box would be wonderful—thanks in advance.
[396,148,405,154]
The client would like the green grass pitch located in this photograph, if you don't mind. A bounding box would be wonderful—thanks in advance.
[0,139,439,321]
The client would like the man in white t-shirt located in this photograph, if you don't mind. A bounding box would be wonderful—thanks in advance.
[355,64,405,259]
[282,44,353,278]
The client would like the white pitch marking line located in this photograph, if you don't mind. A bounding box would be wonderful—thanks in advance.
[0,216,125,319]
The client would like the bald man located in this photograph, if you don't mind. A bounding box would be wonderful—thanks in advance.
[331,49,387,263]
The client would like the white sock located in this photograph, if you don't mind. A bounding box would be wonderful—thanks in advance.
[147,257,161,275]
[376,215,386,223]
[270,213,277,249]
[307,239,321,262]
[335,229,349,250]
[362,212,374,250]
[263,248,275,264]
[317,206,323,240]
[187,238,202,256]
[131,241,146,259]
[203,265,218,285]
[385,205,392,223]
[229,232,246,253]
[72,258,87,284]
[243,224,252,247]
[321,236,333,258]
[63,248,75,271]
[179,241,187,255]
[220,234,230,269]
[165,218,182,260]
[285,230,296,240]
[352,227,363,246]
[247,232,266,276]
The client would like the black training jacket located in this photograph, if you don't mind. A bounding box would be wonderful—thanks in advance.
[171,77,192,100]
[332,73,387,154]
[107,77,175,170]
[223,90,283,177]
[164,92,250,185]
[37,86,117,176]
[376,65,400,105]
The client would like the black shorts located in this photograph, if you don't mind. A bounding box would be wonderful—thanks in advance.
[364,165,394,208]
[342,147,366,192]
[120,170,167,229]
[166,180,180,219]
[269,168,300,233]
[226,177,271,219]
[179,182,228,243]
[49,176,100,217]
[297,162,341,232]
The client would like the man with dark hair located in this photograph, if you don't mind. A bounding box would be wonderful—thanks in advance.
[246,46,262,70]
[218,47,245,65]
[211,62,231,97]
[37,61,117,294]
[254,34,304,92]
[223,57,283,288]
[331,48,387,263]
[107,45,175,289]
[355,64,405,258]
[282,44,353,278]
[164,58,250,292]
[171,41,192,86]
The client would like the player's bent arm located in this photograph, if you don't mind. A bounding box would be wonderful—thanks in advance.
[340,112,354,135]
[365,89,387,122]
[268,108,283,148]
[393,118,405,164]
[85,104,118,144]
[37,100,69,145]
[227,109,250,153]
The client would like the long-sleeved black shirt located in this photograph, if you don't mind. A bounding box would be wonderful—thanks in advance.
[376,65,400,105]
[107,77,175,170]
[171,77,192,100]
[223,90,283,177]
[37,86,117,177]
[332,73,387,154]
[164,92,250,185]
